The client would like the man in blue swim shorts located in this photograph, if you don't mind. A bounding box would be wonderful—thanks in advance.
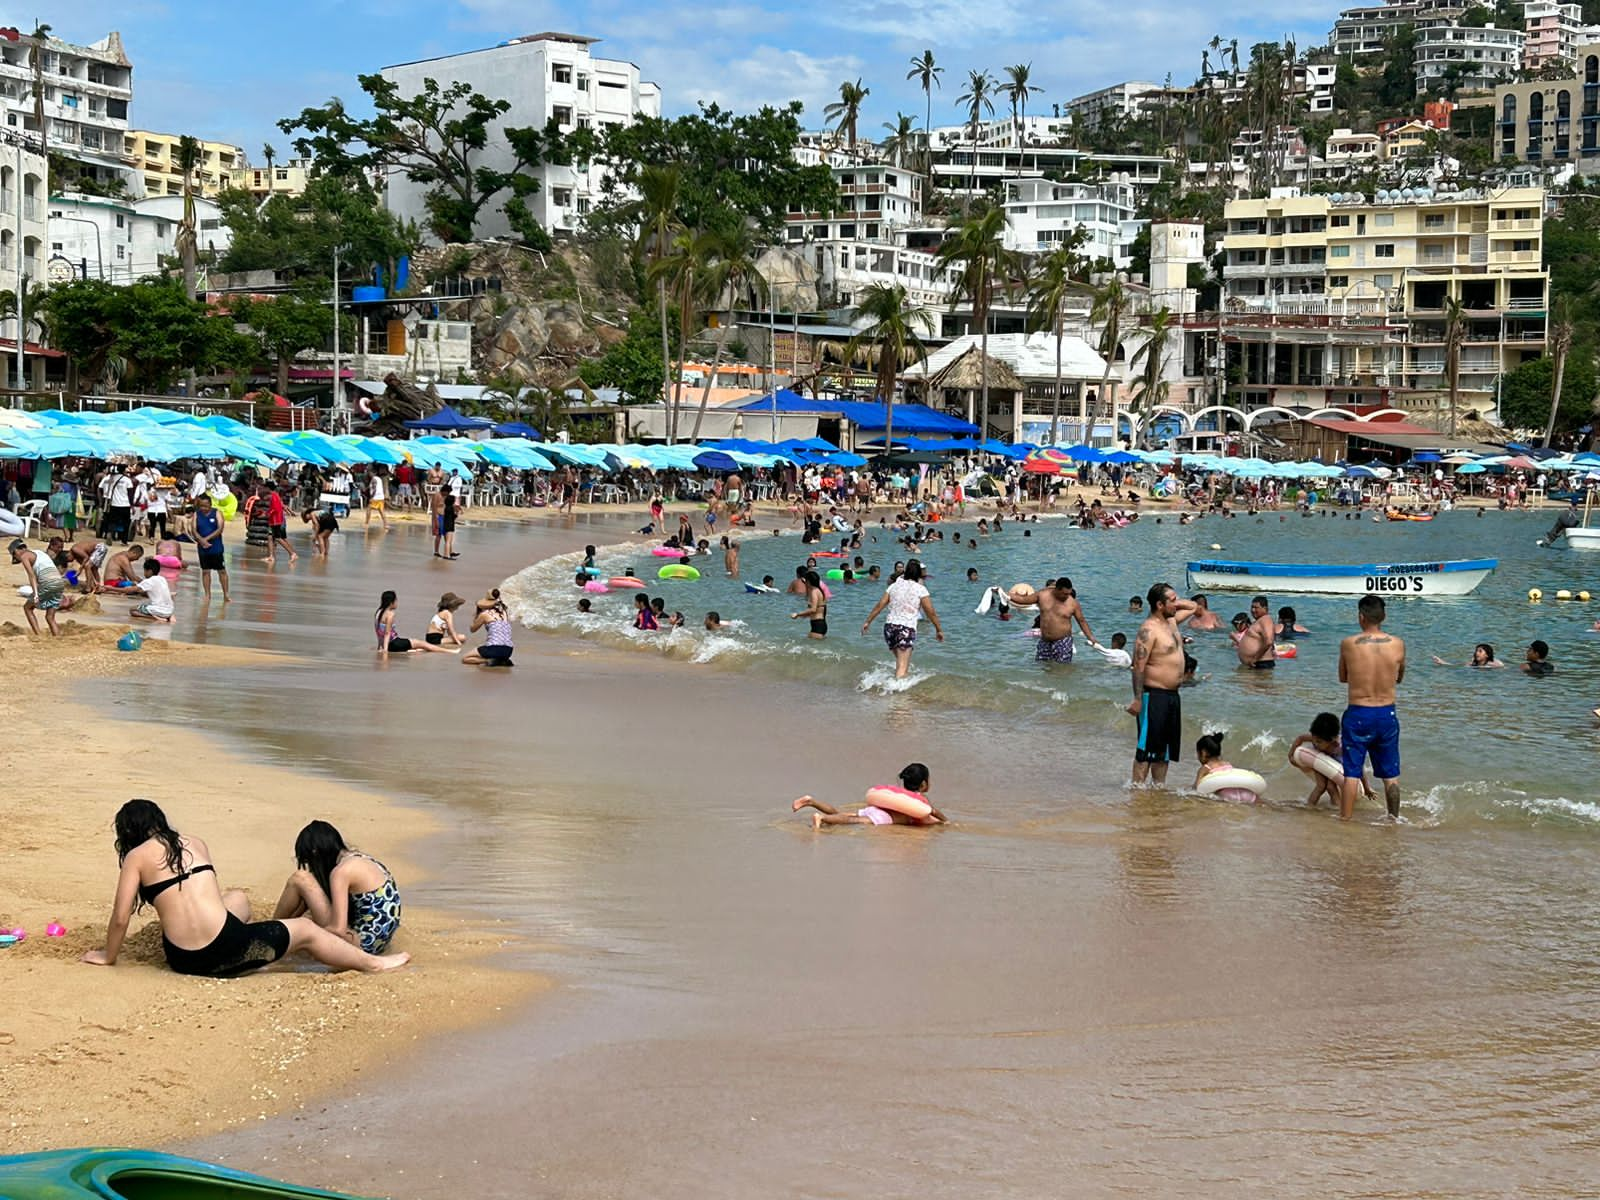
[1337,594,1406,821]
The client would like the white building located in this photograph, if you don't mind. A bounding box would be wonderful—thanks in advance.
[1413,18,1524,94]
[48,192,230,285]
[1323,128,1383,168]
[1001,178,1141,268]
[0,30,136,195]
[1,135,48,357]
[1330,0,1460,57]
[380,32,660,242]
[1522,0,1587,70]
[1064,81,1166,132]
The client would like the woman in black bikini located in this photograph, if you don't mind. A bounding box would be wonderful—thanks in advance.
[81,800,410,977]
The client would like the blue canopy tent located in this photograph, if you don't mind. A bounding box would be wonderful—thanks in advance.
[692,450,743,473]
[402,405,493,432]
[733,391,979,437]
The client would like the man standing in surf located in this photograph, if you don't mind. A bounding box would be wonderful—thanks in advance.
[1128,582,1198,785]
[1337,594,1405,821]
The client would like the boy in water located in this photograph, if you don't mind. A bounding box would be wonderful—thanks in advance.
[1522,640,1554,676]
[1287,711,1375,808]
[704,611,724,632]
[1088,631,1132,668]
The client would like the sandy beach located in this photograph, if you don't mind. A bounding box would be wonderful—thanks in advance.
[0,611,541,1153]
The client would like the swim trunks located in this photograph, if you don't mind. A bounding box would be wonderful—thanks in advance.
[162,913,290,978]
[858,805,894,826]
[883,622,915,651]
[1250,659,1276,670]
[89,542,108,570]
[1135,687,1182,764]
[1035,634,1075,663]
[809,618,828,636]
[1341,704,1400,779]
[197,549,225,571]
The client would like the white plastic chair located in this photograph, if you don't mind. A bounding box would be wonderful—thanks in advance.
[17,499,45,537]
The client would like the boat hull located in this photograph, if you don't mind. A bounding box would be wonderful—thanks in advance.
[1186,558,1496,597]
[0,1148,375,1200]
[1560,527,1600,550]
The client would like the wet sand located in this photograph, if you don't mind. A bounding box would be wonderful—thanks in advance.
[107,511,1600,1199]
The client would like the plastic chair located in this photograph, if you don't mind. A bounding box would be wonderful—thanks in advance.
[16,499,45,537]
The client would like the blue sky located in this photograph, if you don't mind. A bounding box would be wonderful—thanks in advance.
[53,0,1341,158]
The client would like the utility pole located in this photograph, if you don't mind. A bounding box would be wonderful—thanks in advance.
[330,245,342,432]
[14,141,24,395]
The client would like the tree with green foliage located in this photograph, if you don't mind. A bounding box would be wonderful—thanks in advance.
[1090,275,1130,444]
[955,70,996,204]
[844,283,934,452]
[44,278,254,394]
[216,174,416,285]
[577,309,671,406]
[881,114,919,168]
[1023,230,1092,445]
[688,225,767,442]
[1498,350,1597,433]
[936,207,1013,437]
[576,103,836,243]
[175,135,201,301]
[231,290,340,396]
[823,79,871,154]
[906,50,943,177]
[279,74,569,244]
[1130,308,1175,422]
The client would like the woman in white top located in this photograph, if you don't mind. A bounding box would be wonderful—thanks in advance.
[861,558,943,679]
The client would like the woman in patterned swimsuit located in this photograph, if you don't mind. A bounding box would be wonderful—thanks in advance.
[273,821,403,954]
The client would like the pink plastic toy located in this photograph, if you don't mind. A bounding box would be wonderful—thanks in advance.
[8,927,24,941]
[45,922,65,937]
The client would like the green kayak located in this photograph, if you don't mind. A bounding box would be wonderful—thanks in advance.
[0,1149,379,1200]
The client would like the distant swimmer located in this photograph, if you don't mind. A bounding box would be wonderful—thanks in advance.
[1184,594,1224,631]
[791,762,947,830]
[1337,594,1405,820]
[1128,582,1199,785]
[1088,631,1132,667]
[1431,642,1505,668]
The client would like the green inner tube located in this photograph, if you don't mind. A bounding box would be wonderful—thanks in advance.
[657,564,701,580]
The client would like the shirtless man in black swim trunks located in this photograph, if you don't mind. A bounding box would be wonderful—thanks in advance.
[1128,582,1199,784]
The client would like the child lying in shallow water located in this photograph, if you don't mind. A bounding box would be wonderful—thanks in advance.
[791,762,947,830]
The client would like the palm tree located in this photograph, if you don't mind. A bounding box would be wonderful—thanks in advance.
[1544,300,1574,445]
[906,50,943,177]
[1130,308,1175,434]
[650,227,727,444]
[936,207,1012,439]
[262,143,277,197]
[633,165,684,439]
[1023,231,1090,445]
[881,113,919,168]
[823,79,871,155]
[845,284,934,453]
[1442,295,1464,438]
[1002,63,1043,159]
[956,70,996,205]
[28,24,51,149]
[1090,275,1129,447]
[689,226,768,442]
[176,135,201,301]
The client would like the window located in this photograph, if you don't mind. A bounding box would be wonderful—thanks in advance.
[1329,275,1349,288]
[1374,273,1393,289]
[1375,243,1395,257]
[577,197,590,215]
[200,218,219,231]
[553,106,573,125]
[1374,212,1394,228]
[1512,238,1533,251]
[50,241,61,251]
[1331,213,1350,227]
[551,63,573,84]
[1424,213,1445,228]
[576,74,589,91]
[276,169,288,180]
[1559,90,1572,119]
[577,115,591,129]
[552,187,572,207]
[115,214,125,229]
[116,245,124,260]
[1330,244,1351,258]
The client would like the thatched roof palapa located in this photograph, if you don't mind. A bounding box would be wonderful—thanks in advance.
[930,348,1023,392]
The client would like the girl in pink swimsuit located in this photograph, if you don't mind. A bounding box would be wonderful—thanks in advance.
[1194,733,1260,804]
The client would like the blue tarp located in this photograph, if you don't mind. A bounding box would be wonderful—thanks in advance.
[733,390,979,435]
[403,405,493,431]
[492,421,543,439]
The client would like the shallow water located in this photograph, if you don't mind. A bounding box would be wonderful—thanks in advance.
[89,510,1600,1198]
[507,508,1600,826]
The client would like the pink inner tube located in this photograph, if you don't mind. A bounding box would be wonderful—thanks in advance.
[155,554,183,569]
[583,580,610,594]
[608,577,646,588]
[863,785,933,821]
[652,547,685,558]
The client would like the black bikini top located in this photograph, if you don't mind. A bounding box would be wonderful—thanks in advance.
[139,862,215,904]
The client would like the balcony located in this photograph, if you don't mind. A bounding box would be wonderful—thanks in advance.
[1489,250,1540,265]
[22,197,40,221]
[1491,218,1540,231]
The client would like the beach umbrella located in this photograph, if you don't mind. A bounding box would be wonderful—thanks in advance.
[692,450,742,473]
[1063,444,1105,463]
[1103,450,1140,465]
[402,405,493,432]
[1455,462,1487,474]
[491,421,543,440]
[1022,458,1062,475]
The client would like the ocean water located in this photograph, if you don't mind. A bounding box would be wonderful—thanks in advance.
[504,508,1600,828]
